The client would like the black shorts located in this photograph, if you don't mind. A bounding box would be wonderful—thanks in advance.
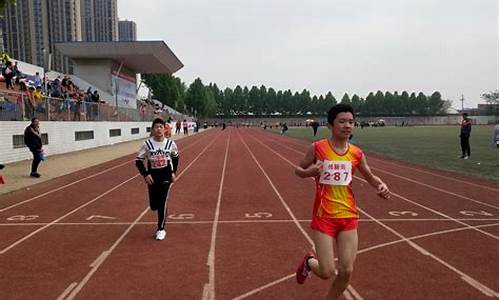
[147,180,171,211]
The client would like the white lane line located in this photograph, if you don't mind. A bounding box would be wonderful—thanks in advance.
[89,250,109,268]
[240,132,362,300]
[263,135,498,210]
[0,134,206,213]
[203,132,231,300]
[0,175,139,255]
[232,274,295,300]
[368,157,499,192]
[265,130,498,192]
[356,178,499,240]
[56,282,78,300]
[0,159,132,212]
[63,130,221,300]
[252,133,498,298]
[232,222,498,299]
[239,131,313,245]
[371,167,498,209]
[256,134,499,240]
[358,208,498,298]
[356,223,498,255]
[1,218,498,227]
[64,208,149,300]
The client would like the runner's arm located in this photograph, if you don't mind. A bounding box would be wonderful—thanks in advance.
[295,144,321,178]
[358,154,390,199]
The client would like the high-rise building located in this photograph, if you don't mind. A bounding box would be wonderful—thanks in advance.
[3,0,81,73]
[80,0,95,41]
[3,0,50,68]
[81,0,117,42]
[46,0,82,73]
[3,0,123,73]
[94,0,117,41]
[118,20,136,41]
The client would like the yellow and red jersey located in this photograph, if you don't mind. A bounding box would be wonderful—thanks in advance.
[164,123,172,138]
[313,139,363,219]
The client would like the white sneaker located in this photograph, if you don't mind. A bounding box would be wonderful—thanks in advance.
[464,156,469,160]
[155,229,166,240]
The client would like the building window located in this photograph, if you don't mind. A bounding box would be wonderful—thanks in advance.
[13,133,48,149]
[131,128,140,135]
[109,129,121,137]
[75,130,94,141]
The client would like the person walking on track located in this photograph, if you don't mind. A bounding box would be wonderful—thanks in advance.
[136,118,179,241]
[294,103,391,300]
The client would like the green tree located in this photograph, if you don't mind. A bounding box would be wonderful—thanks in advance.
[142,73,184,111]
[481,90,499,104]
[340,93,351,105]
[415,92,428,115]
[428,91,444,115]
[185,78,206,116]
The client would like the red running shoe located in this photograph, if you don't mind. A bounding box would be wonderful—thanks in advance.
[296,251,314,284]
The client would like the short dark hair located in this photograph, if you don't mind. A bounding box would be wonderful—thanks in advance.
[327,104,355,125]
[151,118,165,128]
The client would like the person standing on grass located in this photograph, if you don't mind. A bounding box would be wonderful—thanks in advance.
[311,121,320,136]
[294,103,391,300]
[459,113,472,159]
[135,118,179,241]
[24,117,43,178]
[492,124,498,149]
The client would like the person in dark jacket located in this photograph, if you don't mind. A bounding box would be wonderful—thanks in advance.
[459,113,472,159]
[311,121,320,137]
[24,118,43,177]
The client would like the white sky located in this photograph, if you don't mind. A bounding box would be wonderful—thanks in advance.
[119,0,499,109]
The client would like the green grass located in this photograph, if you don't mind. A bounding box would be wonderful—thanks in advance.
[275,126,499,181]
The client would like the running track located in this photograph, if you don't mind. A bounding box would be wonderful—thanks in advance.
[0,128,498,299]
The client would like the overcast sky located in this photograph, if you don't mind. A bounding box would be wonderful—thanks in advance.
[119,0,498,109]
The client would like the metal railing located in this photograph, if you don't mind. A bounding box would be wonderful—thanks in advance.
[0,90,178,122]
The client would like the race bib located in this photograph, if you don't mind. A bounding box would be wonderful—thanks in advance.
[151,155,168,169]
[319,160,352,185]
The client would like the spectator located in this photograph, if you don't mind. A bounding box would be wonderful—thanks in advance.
[24,117,43,178]
[182,119,189,135]
[13,61,20,85]
[25,86,36,119]
[281,123,288,135]
[311,121,320,136]
[33,72,43,87]
[493,124,499,149]
[459,113,472,159]
[3,61,14,90]
[175,120,181,135]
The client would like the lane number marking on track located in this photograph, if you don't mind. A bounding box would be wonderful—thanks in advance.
[460,210,494,217]
[7,215,39,221]
[244,212,273,218]
[168,213,195,220]
[388,211,419,217]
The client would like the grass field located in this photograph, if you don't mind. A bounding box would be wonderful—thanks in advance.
[275,125,499,181]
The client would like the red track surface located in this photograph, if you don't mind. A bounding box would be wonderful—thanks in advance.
[0,128,498,300]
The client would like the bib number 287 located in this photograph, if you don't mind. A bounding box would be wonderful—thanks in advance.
[319,161,352,186]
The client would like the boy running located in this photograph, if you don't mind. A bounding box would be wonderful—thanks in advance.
[136,118,179,241]
[295,104,390,300]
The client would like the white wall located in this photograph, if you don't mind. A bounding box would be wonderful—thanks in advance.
[0,121,153,164]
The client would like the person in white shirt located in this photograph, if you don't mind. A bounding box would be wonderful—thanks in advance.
[135,118,179,240]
